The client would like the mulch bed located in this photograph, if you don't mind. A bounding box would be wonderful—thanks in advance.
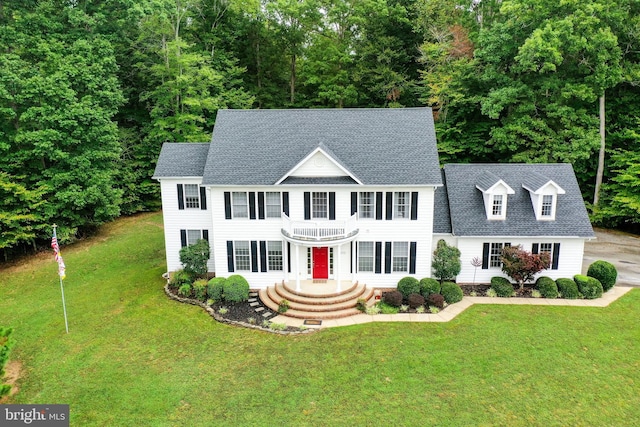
[459,283,537,297]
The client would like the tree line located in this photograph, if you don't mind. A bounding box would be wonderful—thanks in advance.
[1,0,639,259]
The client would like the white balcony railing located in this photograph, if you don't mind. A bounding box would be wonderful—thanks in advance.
[281,214,359,242]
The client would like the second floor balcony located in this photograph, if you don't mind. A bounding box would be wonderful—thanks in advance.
[281,214,359,244]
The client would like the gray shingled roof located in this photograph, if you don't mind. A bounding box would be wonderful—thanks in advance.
[475,170,502,192]
[521,170,558,192]
[152,143,210,178]
[202,108,442,186]
[433,169,452,234]
[443,163,594,238]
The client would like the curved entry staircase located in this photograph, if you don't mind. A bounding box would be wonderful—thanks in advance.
[259,281,375,320]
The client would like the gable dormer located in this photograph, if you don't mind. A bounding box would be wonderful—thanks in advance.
[275,144,362,185]
[522,172,565,221]
[476,171,515,220]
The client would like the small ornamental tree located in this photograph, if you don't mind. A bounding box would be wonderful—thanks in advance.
[179,239,210,278]
[500,245,551,290]
[432,239,461,282]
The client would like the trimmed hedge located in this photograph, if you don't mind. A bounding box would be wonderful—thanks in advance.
[440,282,463,304]
[575,274,603,300]
[587,260,617,291]
[491,277,514,298]
[207,277,225,302]
[224,275,250,303]
[383,290,403,308]
[556,278,580,299]
[427,293,445,309]
[408,293,426,309]
[397,277,420,300]
[420,278,441,297]
[536,276,558,299]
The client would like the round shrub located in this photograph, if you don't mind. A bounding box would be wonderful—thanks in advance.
[491,276,514,298]
[383,290,403,307]
[397,277,420,299]
[223,275,250,303]
[178,283,192,297]
[407,293,426,309]
[556,278,580,299]
[587,260,617,291]
[420,278,441,297]
[192,279,208,301]
[535,276,558,299]
[427,293,445,309]
[574,275,603,300]
[207,277,225,302]
[440,282,463,304]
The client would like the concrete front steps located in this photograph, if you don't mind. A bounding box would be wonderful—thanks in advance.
[259,281,375,320]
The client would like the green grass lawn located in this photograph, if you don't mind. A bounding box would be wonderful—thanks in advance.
[1,211,639,426]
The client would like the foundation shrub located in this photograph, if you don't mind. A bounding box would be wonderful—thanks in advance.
[178,283,192,297]
[170,269,192,287]
[556,278,580,299]
[207,277,225,302]
[420,278,440,297]
[440,282,463,304]
[575,275,603,299]
[397,277,420,300]
[536,276,558,299]
[224,275,250,303]
[408,293,425,309]
[427,293,445,309]
[491,277,514,297]
[192,279,208,301]
[587,260,617,291]
[383,291,403,308]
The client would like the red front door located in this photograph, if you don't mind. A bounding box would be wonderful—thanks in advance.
[312,247,329,279]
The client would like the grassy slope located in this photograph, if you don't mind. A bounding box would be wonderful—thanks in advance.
[1,212,639,426]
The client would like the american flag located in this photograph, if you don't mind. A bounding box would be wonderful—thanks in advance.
[51,233,66,279]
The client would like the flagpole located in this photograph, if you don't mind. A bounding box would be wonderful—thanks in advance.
[53,225,69,334]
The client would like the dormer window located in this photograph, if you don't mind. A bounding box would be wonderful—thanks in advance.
[492,195,503,216]
[541,195,554,217]
[522,173,564,221]
[476,171,514,221]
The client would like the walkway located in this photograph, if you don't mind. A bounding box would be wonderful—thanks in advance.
[270,286,634,329]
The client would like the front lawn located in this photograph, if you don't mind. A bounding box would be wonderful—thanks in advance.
[1,212,639,426]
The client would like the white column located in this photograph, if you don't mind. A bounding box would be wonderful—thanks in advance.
[336,244,342,293]
[283,240,289,283]
[352,240,357,284]
[295,244,301,292]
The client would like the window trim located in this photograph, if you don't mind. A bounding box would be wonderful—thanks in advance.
[232,192,249,218]
[312,191,328,219]
[358,242,374,272]
[392,241,409,273]
[267,241,283,271]
[491,194,503,217]
[234,241,251,271]
[541,194,554,218]
[183,184,200,209]
[489,242,503,268]
[359,192,375,219]
[393,192,411,219]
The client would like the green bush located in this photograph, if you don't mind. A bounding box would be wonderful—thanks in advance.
[397,277,420,299]
[356,298,367,312]
[420,278,441,297]
[178,283,192,297]
[170,269,193,287]
[383,290,403,307]
[440,282,463,304]
[224,275,250,303]
[556,278,580,299]
[207,277,225,302]
[491,277,514,297]
[587,260,617,291]
[278,299,290,313]
[0,327,15,398]
[192,279,208,301]
[536,276,558,299]
[179,239,210,278]
[408,293,425,309]
[575,275,603,300]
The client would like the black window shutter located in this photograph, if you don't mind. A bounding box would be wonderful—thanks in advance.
[355,242,358,273]
[249,192,257,220]
[226,241,235,272]
[375,192,383,220]
[251,241,258,272]
[304,192,311,220]
[224,192,232,219]
[177,184,185,210]
[260,241,267,272]
[385,242,392,273]
[202,230,209,242]
[351,192,358,216]
[350,242,353,273]
[385,192,393,220]
[283,192,290,216]
[505,242,511,247]
[409,242,417,274]
[532,243,539,254]
[482,243,490,269]
[329,192,336,220]
[552,243,560,270]
[375,242,382,274]
[180,230,187,247]
[410,192,418,220]
[287,242,291,273]
[200,187,207,210]
[258,192,265,219]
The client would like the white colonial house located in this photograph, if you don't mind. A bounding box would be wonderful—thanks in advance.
[153,108,595,296]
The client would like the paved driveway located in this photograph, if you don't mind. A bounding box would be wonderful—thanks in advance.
[583,228,640,287]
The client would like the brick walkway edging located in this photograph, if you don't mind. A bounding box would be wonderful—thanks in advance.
[271,286,635,329]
